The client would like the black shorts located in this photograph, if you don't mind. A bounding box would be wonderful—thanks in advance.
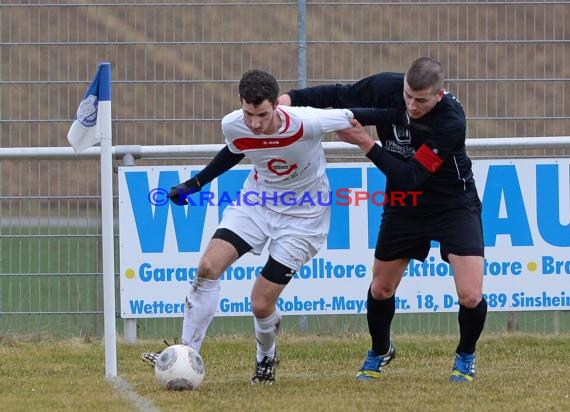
[374,202,484,263]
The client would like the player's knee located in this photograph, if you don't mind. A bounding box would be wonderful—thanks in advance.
[370,282,396,300]
[458,293,482,308]
[250,294,272,318]
[197,256,222,279]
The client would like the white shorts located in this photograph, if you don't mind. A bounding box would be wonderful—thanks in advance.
[217,204,330,271]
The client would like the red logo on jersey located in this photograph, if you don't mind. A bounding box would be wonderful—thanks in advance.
[268,158,298,176]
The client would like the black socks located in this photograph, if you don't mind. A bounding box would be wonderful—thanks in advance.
[366,288,395,355]
[456,298,488,354]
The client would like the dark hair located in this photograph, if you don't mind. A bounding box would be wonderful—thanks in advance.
[405,57,445,92]
[238,69,279,106]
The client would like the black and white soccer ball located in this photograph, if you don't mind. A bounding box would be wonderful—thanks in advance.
[154,344,205,390]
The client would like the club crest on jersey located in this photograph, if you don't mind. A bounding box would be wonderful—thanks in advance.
[392,123,411,143]
[391,110,411,144]
[268,158,298,176]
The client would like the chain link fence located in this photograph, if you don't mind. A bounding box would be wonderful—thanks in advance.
[0,1,568,338]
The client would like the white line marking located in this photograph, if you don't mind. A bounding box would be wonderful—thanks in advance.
[108,376,160,412]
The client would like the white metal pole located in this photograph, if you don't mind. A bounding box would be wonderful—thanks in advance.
[98,62,118,378]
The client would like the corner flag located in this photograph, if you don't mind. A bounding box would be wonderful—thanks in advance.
[67,62,111,152]
[67,62,117,379]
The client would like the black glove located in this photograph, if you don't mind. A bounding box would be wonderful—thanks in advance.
[168,177,201,206]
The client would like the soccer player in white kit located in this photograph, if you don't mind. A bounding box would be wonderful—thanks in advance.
[142,69,354,384]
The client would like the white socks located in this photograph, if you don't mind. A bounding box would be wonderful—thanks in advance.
[181,277,220,353]
[254,310,281,362]
[181,276,282,362]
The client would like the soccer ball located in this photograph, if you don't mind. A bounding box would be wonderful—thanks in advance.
[154,344,205,390]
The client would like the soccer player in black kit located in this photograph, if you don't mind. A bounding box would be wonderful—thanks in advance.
[279,57,487,382]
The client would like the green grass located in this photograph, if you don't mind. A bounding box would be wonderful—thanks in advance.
[1,333,569,412]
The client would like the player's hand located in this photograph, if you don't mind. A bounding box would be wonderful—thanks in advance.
[335,119,376,153]
[168,177,201,206]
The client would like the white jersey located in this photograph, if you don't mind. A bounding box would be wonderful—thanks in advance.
[222,105,353,217]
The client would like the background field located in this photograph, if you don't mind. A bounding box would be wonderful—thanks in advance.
[1,1,569,340]
[1,334,569,412]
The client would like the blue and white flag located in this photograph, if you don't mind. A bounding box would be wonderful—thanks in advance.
[67,62,111,152]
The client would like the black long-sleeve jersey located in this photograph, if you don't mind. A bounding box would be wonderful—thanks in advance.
[288,72,480,212]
